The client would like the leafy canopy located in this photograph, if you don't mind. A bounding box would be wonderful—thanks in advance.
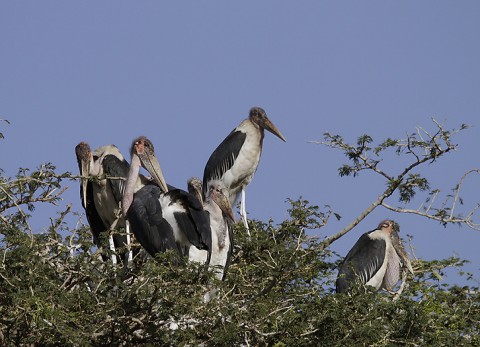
[1,119,479,346]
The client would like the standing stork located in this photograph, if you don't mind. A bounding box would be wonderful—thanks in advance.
[122,136,211,263]
[75,142,131,265]
[202,106,286,234]
[336,220,414,293]
[188,178,234,280]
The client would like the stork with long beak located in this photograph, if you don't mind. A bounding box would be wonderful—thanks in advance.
[188,178,234,280]
[202,107,286,235]
[75,142,131,265]
[122,136,211,263]
[336,220,414,293]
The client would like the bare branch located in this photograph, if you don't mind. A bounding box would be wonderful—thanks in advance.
[315,119,471,247]
[321,184,398,249]
[381,169,480,230]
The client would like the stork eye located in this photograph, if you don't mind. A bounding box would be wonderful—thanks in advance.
[381,221,391,229]
[93,155,99,161]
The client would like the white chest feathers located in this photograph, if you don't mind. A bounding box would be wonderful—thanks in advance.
[223,121,263,201]
[365,230,401,290]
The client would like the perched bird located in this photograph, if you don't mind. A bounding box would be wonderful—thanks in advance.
[75,142,131,265]
[336,220,413,293]
[122,136,211,263]
[188,178,234,280]
[202,106,286,234]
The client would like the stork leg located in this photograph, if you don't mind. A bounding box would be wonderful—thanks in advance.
[107,213,122,266]
[239,188,250,236]
[108,234,117,266]
[126,221,133,264]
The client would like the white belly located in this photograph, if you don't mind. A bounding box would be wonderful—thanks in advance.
[223,138,262,205]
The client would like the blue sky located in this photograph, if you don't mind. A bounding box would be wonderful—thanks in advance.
[1,2,479,286]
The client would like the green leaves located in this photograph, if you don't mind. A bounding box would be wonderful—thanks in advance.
[316,120,477,231]
[2,190,479,346]
[396,173,430,203]
[1,118,478,345]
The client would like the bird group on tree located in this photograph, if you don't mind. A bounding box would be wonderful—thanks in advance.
[75,106,412,291]
[75,106,287,281]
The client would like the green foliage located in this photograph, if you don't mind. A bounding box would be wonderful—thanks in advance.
[1,121,478,345]
[319,121,476,231]
[396,173,430,203]
[1,180,479,345]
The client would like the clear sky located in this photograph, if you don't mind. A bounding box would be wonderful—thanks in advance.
[1,2,479,286]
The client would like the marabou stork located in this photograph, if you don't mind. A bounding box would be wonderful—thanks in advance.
[202,106,286,234]
[336,220,414,293]
[75,142,132,264]
[188,178,234,280]
[122,136,212,263]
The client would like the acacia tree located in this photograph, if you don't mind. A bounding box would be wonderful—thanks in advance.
[0,119,479,346]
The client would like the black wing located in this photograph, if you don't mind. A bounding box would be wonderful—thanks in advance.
[167,183,179,191]
[202,129,246,194]
[169,188,212,255]
[102,155,133,262]
[127,184,178,258]
[81,178,133,263]
[336,232,386,293]
[102,155,130,204]
[81,180,109,260]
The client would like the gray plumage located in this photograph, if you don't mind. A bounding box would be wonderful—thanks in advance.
[336,220,413,293]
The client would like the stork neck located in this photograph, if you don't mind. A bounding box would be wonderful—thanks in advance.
[242,118,265,146]
[89,156,100,176]
[259,128,265,146]
[122,154,141,215]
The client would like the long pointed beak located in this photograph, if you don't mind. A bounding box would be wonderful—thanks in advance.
[391,229,414,274]
[80,158,90,209]
[262,118,286,142]
[139,150,169,193]
[214,192,235,221]
[187,178,204,205]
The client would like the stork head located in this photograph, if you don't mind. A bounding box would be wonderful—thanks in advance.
[249,107,286,142]
[207,180,235,221]
[75,142,92,209]
[131,136,169,193]
[187,177,204,204]
[377,219,394,235]
[92,144,124,162]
